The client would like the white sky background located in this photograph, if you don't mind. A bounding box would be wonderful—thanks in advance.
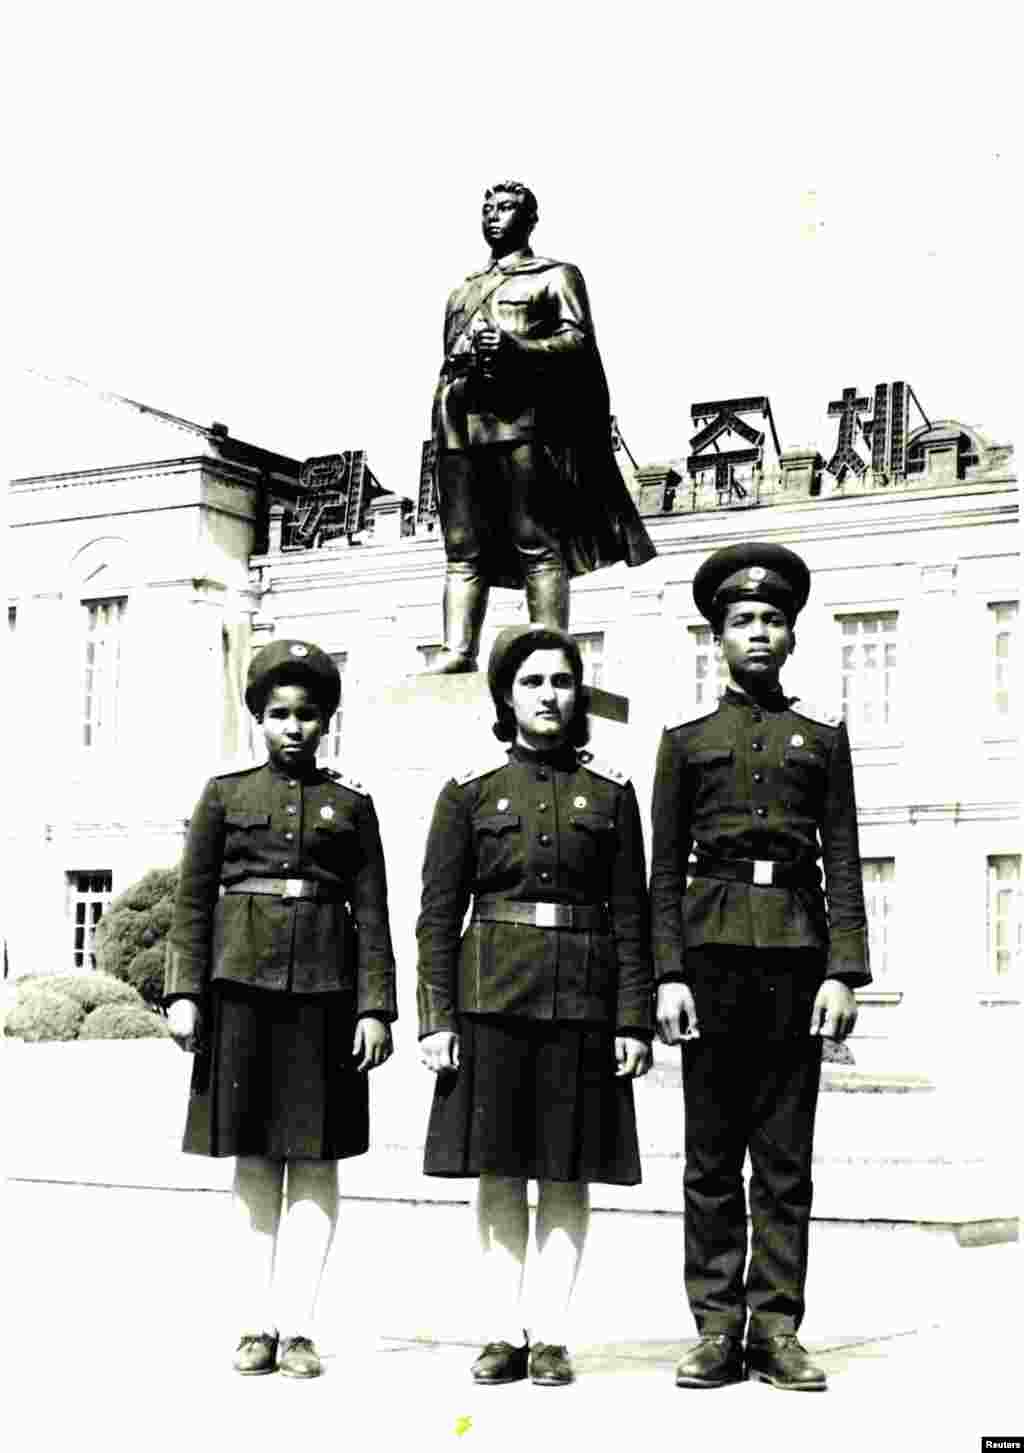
[6,0,1019,493]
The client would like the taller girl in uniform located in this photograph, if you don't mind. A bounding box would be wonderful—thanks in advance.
[165,640,396,1379]
[417,625,653,1387]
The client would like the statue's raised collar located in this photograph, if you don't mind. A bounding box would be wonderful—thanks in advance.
[466,246,559,280]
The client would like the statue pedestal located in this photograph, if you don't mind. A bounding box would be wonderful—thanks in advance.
[341,673,631,1031]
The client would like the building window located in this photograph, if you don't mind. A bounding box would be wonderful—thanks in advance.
[7,606,15,633]
[572,631,605,689]
[862,859,896,977]
[83,598,125,747]
[316,653,348,764]
[989,601,1016,722]
[987,856,1021,978]
[838,612,897,736]
[689,624,728,708]
[67,871,113,971]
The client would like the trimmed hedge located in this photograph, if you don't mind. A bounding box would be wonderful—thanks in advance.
[43,973,139,1013]
[79,1002,170,1040]
[5,987,86,1042]
[95,866,178,1006]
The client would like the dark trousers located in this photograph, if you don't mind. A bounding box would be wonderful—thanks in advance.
[437,443,562,579]
[680,947,825,1340]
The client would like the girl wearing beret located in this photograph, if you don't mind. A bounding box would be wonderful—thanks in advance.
[164,640,397,1378]
[417,626,654,1387]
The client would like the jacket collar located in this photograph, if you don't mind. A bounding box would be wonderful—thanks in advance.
[722,684,789,712]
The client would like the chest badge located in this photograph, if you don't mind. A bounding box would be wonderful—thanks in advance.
[290,643,309,657]
[320,805,335,820]
[790,733,805,747]
[574,795,588,809]
[496,797,510,812]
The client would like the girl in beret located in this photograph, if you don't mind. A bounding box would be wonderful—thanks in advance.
[164,639,397,1378]
[417,625,654,1387]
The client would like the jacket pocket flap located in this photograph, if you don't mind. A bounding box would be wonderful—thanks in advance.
[784,748,825,767]
[224,813,270,828]
[570,811,615,832]
[313,816,355,833]
[689,748,734,767]
[473,813,521,834]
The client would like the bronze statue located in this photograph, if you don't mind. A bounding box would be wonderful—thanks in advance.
[425,181,656,673]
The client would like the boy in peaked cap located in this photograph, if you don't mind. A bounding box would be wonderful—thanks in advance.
[650,542,870,1392]
[165,638,396,1379]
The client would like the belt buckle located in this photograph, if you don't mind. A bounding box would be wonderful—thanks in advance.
[753,860,774,886]
[282,878,306,900]
[534,902,562,928]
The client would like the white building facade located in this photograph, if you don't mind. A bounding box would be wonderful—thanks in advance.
[5,374,1019,1067]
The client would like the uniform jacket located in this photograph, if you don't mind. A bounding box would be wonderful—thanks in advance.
[432,246,656,589]
[164,760,397,1017]
[650,687,870,989]
[416,742,654,1038]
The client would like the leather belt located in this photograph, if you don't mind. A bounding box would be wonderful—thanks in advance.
[473,898,608,930]
[224,877,346,903]
[691,857,820,889]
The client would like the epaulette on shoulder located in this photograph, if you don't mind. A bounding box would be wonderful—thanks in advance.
[790,697,843,728]
[454,750,509,787]
[663,703,718,732]
[576,750,630,785]
[324,766,370,796]
[214,760,263,781]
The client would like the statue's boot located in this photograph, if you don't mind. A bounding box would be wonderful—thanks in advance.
[422,567,490,674]
[524,559,570,631]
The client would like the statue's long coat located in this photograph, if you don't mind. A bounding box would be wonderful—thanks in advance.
[432,248,656,590]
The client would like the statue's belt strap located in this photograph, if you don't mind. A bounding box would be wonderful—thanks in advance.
[691,857,820,889]
[224,877,347,904]
[444,269,509,360]
[472,897,608,930]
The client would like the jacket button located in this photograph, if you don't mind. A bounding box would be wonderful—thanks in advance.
[288,780,298,788]
[752,710,763,722]
[752,741,763,752]
[537,802,549,813]
[756,807,767,818]
[281,861,291,868]
[285,832,294,841]
[286,805,297,816]
[539,870,552,883]
[753,771,764,783]
[535,769,549,782]
[538,832,552,846]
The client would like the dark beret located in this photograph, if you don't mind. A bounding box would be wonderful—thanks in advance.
[486,625,584,703]
[693,542,811,627]
[244,639,341,720]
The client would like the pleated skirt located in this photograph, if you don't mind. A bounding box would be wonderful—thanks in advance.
[182,983,369,1161]
[424,1014,642,1185]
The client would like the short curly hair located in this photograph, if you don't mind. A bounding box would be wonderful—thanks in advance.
[484,179,539,233]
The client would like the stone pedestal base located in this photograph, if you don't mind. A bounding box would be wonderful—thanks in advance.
[341,672,630,1029]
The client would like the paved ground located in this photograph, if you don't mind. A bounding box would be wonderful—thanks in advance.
[2,1177,1020,1453]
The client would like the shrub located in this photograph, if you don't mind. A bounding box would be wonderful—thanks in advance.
[122,946,167,1008]
[41,973,140,1013]
[4,987,85,1042]
[95,866,178,992]
[79,1002,170,1040]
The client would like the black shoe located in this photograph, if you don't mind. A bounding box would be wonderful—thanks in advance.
[674,1334,745,1388]
[746,1335,827,1391]
[529,1343,574,1386]
[471,1341,529,1385]
[233,1331,278,1376]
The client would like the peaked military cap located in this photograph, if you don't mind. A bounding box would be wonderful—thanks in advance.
[244,639,341,720]
[693,541,811,628]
